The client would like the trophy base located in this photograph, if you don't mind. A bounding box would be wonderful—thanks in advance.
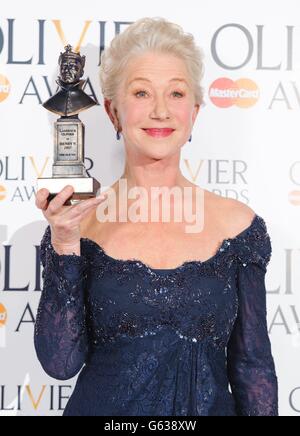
[37,177,101,205]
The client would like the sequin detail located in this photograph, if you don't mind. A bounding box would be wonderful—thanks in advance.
[34,214,278,416]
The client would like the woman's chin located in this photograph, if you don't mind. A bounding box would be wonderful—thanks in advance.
[127,139,180,159]
[148,149,179,161]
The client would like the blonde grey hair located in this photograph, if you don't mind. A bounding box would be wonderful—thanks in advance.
[99,17,204,105]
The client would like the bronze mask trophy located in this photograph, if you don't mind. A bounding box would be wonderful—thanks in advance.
[37,44,101,205]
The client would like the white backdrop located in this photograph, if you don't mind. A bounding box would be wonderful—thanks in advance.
[0,0,299,416]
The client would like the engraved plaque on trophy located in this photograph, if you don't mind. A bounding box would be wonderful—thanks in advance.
[37,44,101,205]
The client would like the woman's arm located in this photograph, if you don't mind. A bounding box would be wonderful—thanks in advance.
[34,225,89,381]
[227,221,278,416]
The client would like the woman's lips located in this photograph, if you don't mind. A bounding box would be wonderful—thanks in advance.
[143,128,175,138]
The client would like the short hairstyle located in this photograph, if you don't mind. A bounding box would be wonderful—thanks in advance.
[99,17,204,105]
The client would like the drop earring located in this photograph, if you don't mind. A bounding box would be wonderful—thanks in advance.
[189,134,192,142]
[116,131,121,140]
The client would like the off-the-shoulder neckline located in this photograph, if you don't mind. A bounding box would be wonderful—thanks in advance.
[76,213,263,275]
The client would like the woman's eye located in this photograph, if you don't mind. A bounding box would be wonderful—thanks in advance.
[172,91,184,98]
[134,90,184,98]
[134,91,148,97]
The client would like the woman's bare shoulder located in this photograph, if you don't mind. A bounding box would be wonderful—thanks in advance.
[205,191,256,239]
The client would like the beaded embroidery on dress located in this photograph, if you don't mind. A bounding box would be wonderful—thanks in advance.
[34,214,278,416]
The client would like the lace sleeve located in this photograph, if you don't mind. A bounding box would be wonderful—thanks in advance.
[227,218,278,416]
[34,225,89,381]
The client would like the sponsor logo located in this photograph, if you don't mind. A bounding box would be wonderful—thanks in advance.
[209,78,259,108]
[0,75,11,103]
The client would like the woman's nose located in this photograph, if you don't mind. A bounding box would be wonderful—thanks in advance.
[150,96,170,119]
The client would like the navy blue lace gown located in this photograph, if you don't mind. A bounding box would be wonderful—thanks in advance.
[34,214,278,416]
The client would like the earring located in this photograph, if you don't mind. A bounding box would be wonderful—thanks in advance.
[189,134,192,142]
[116,131,121,140]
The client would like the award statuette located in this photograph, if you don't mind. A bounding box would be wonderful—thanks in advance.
[37,45,101,205]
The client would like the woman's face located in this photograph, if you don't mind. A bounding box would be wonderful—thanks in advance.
[107,51,200,159]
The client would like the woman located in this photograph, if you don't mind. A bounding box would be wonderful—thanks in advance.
[34,17,278,416]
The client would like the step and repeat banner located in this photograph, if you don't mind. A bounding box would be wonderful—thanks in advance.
[0,0,299,416]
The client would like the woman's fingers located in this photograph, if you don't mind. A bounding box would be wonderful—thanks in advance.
[78,199,106,222]
[46,185,75,215]
[35,186,108,248]
[35,188,50,211]
[67,194,107,219]
[36,185,107,224]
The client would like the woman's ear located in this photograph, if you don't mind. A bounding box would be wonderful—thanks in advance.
[104,99,114,123]
[104,98,119,127]
[192,103,200,123]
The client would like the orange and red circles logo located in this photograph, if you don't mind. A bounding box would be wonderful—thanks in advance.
[0,75,11,103]
[0,185,7,201]
[0,304,7,327]
[209,78,259,108]
[289,190,300,206]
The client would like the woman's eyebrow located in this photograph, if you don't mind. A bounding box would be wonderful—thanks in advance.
[128,77,188,85]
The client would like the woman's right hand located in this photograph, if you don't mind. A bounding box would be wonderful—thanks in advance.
[35,185,107,255]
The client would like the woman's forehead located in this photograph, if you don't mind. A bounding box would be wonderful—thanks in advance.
[128,51,187,69]
[128,77,188,85]
[125,75,191,92]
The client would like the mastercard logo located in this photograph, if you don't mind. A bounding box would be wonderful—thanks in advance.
[209,78,259,109]
[288,190,300,206]
[0,75,11,103]
[0,185,7,201]
[0,304,7,327]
